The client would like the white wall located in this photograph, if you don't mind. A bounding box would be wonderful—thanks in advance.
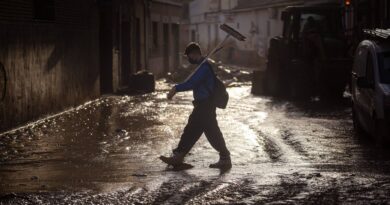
[221,0,238,11]
[189,0,240,39]
[189,0,210,18]
[189,0,297,64]
[227,7,284,58]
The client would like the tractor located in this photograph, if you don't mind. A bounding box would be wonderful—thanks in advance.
[260,5,352,99]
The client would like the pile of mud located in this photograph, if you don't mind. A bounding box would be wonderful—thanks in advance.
[166,59,253,85]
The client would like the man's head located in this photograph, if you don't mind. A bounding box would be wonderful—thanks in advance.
[184,42,202,64]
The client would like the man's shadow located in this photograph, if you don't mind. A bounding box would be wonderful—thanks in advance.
[163,162,231,176]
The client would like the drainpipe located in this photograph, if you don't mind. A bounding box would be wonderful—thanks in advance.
[143,0,150,71]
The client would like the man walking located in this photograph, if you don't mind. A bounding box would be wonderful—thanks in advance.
[160,42,231,169]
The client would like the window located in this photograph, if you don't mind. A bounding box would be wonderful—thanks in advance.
[366,53,375,84]
[152,22,159,49]
[378,52,390,84]
[283,14,293,38]
[299,12,341,39]
[33,0,55,21]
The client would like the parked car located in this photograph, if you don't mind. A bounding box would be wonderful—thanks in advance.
[351,29,390,142]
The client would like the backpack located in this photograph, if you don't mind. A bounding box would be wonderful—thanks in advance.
[205,63,229,109]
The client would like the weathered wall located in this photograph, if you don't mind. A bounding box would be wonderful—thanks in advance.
[134,0,147,72]
[148,1,182,78]
[227,9,280,66]
[0,0,99,131]
[189,0,305,66]
[99,0,148,92]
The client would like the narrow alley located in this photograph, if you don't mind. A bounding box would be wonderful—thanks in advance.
[1,80,390,204]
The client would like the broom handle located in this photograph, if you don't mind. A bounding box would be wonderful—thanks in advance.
[202,34,230,64]
[183,35,230,81]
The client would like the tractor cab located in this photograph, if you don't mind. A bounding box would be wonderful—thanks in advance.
[282,6,344,39]
[281,6,346,59]
[258,5,352,99]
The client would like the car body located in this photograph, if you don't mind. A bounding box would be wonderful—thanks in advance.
[351,38,390,141]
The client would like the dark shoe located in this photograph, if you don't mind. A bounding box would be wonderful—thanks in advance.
[209,158,232,169]
[159,152,185,165]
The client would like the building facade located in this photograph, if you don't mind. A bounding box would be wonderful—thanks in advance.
[189,0,345,67]
[99,0,153,93]
[189,0,238,57]
[228,0,303,66]
[0,0,185,132]
[0,0,100,131]
[148,0,184,77]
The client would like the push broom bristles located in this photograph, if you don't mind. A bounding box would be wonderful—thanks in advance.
[220,24,246,41]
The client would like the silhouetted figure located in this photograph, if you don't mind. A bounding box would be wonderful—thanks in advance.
[302,16,327,61]
[160,42,232,170]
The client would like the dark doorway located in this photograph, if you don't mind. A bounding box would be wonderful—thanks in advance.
[120,21,131,86]
[33,0,55,21]
[172,24,179,69]
[135,18,141,71]
[163,23,170,73]
[99,7,113,94]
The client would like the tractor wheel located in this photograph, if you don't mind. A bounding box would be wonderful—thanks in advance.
[264,38,283,96]
[264,66,281,96]
[373,117,389,146]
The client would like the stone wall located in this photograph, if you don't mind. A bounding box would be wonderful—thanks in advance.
[0,0,100,131]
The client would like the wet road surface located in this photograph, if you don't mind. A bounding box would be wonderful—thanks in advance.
[1,80,390,204]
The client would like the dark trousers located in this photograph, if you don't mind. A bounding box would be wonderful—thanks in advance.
[173,100,230,159]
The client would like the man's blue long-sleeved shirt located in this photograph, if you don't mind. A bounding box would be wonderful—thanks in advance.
[175,61,215,101]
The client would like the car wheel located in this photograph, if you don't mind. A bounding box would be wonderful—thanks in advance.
[374,119,387,145]
[352,107,365,136]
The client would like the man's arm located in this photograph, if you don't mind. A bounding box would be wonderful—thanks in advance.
[175,64,209,92]
[167,64,209,100]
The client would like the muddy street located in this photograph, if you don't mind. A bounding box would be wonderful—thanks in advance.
[1,80,390,204]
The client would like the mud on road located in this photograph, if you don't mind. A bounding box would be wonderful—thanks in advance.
[1,80,390,204]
